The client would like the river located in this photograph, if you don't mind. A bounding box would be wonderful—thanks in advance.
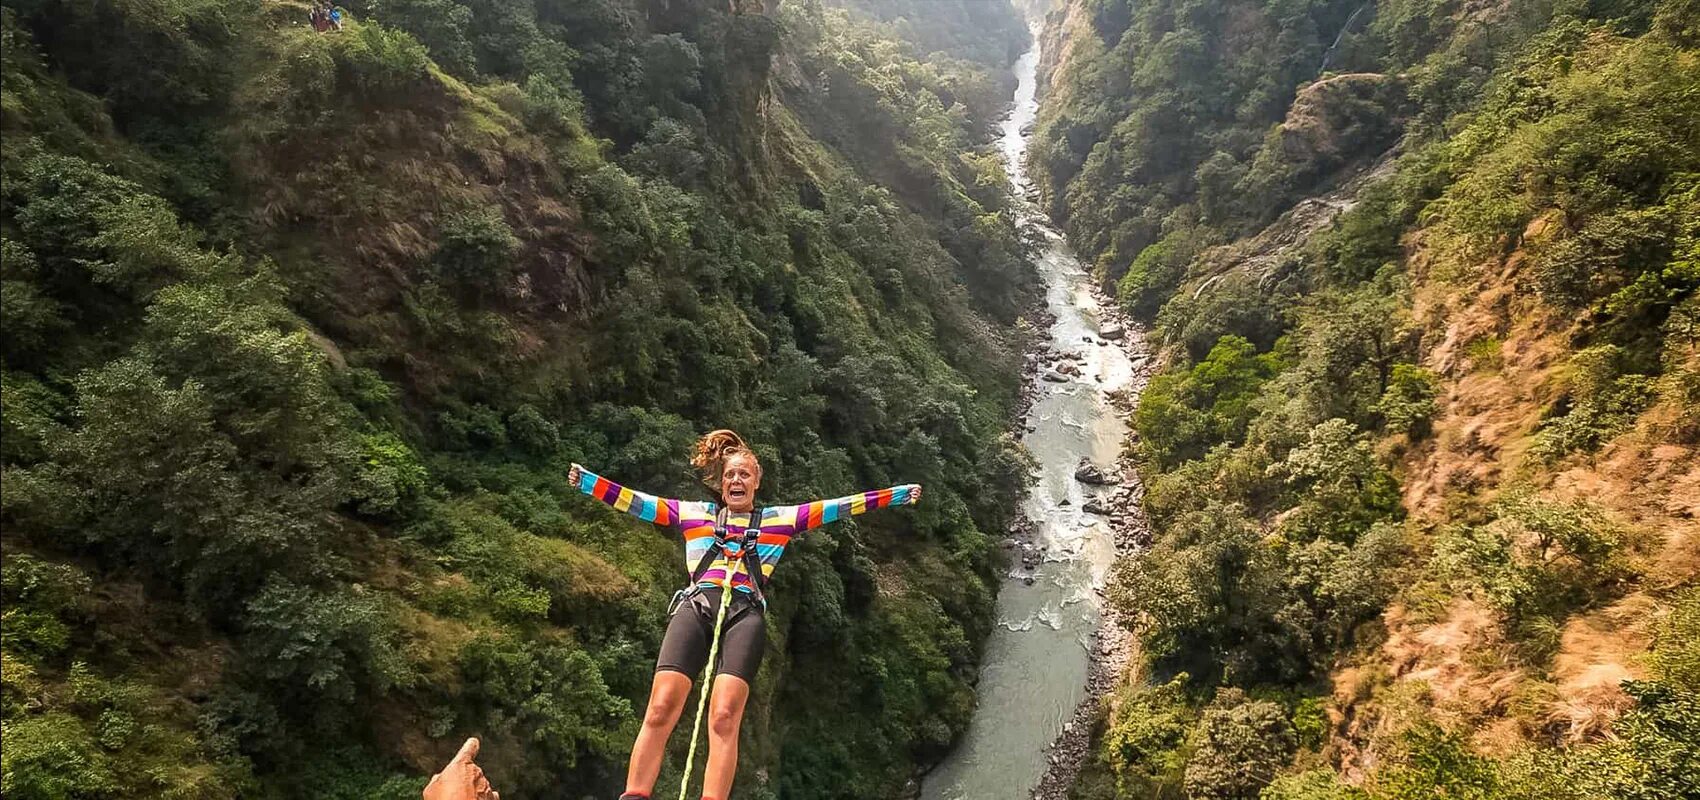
[919,29,1140,800]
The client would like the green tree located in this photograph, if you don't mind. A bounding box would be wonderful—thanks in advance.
[1182,692,1298,800]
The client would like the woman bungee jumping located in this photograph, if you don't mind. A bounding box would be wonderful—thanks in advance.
[569,429,921,800]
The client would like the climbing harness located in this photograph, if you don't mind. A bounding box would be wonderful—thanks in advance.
[674,507,765,800]
[670,506,768,613]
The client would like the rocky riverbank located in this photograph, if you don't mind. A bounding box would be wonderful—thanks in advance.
[1029,288,1155,800]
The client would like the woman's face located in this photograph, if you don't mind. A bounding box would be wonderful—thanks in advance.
[720,453,761,512]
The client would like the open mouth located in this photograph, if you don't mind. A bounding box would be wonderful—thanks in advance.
[726,487,748,502]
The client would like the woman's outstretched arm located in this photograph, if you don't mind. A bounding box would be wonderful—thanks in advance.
[776,484,922,534]
[568,463,686,528]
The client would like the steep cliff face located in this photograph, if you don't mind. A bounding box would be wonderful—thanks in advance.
[1034,0,1094,96]
[0,1,1037,797]
[1034,1,1699,798]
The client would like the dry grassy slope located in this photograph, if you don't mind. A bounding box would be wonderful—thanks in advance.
[1093,108,1697,783]
[1330,213,1700,774]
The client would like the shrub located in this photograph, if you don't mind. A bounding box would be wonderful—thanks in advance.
[1291,696,1330,749]
[1114,503,1312,684]
[625,117,709,186]
[1182,691,1298,800]
[352,432,429,519]
[1142,444,1274,532]
[365,0,478,77]
[1314,521,1405,637]
[1432,494,1629,627]
[240,581,412,708]
[1118,225,1209,320]
[338,23,432,97]
[437,402,508,450]
[1376,720,1500,799]
[1314,178,1414,287]
[1261,769,1370,800]
[17,356,342,613]
[0,712,117,799]
[507,404,560,457]
[0,239,68,365]
[1135,336,1283,470]
[1649,587,1700,690]
[1530,346,1656,461]
[1464,336,1504,373]
[1156,273,1291,361]
[1656,0,1700,46]
[1267,419,1403,543]
[1657,294,1700,442]
[433,205,521,301]
[1377,364,1439,437]
[456,636,632,792]
[1528,206,1678,310]
[1099,675,1194,798]
[0,555,91,660]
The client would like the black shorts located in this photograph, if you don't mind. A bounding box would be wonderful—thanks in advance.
[656,590,766,683]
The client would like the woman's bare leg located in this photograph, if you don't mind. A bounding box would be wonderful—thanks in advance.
[626,670,693,795]
[701,674,751,799]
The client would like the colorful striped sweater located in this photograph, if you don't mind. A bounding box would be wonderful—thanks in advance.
[572,467,919,595]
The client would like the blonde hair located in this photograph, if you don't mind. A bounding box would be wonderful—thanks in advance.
[690,429,761,488]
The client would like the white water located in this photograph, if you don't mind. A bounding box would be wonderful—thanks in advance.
[920,33,1136,800]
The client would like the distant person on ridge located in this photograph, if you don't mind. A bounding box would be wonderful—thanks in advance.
[569,430,921,800]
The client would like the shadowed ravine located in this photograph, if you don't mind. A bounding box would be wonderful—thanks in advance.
[919,32,1145,800]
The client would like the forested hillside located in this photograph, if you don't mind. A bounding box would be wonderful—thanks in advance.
[1033,0,1698,798]
[0,1,1036,797]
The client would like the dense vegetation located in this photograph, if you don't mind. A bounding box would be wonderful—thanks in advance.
[0,1,1037,797]
[1034,0,1699,798]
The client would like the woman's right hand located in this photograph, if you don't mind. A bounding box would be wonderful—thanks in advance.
[567,463,583,487]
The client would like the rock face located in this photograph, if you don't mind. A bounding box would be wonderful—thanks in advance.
[1073,459,1114,485]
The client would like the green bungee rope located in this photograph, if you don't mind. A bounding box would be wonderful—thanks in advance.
[675,548,744,800]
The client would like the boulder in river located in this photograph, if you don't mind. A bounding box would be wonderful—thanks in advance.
[1042,370,1068,383]
[1082,498,1111,515]
[1099,322,1125,340]
[1073,459,1115,485]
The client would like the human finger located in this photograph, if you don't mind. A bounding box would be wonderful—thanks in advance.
[453,737,480,764]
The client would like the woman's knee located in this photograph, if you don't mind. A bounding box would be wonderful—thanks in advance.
[707,703,743,740]
[643,676,689,727]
